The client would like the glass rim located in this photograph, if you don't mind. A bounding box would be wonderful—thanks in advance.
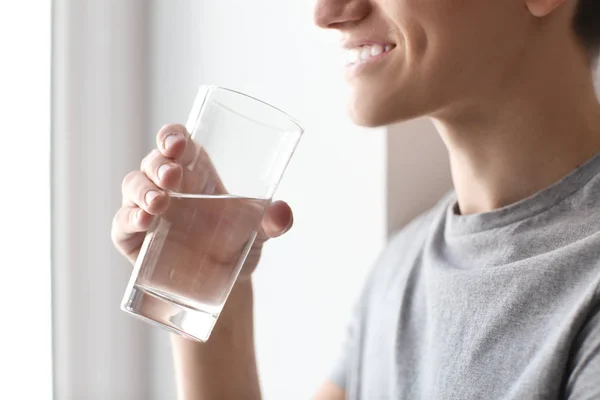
[201,85,304,135]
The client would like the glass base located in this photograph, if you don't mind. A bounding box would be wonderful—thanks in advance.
[121,284,218,342]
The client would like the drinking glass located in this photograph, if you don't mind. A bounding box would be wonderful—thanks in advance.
[121,85,303,342]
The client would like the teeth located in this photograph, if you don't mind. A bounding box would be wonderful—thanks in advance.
[346,44,394,65]
[370,44,383,57]
[360,47,370,60]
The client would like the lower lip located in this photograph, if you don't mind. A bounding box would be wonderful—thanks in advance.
[345,48,394,76]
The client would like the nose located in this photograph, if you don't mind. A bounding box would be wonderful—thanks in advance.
[314,0,371,29]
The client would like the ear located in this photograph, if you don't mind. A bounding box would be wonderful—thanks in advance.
[525,0,567,17]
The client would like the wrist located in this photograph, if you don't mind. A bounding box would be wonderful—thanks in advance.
[214,279,254,332]
[171,279,254,345]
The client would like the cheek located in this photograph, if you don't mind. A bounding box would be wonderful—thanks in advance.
[348,0,525,125]
[390,0,504,70]
[386,0,518,105]
[398,18,428,63]
[384,0,441,56]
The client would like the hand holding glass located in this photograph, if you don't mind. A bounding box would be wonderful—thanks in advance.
[121,86,303,342]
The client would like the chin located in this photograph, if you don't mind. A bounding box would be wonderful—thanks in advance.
[348,108,392,127]
[347,93,425,127]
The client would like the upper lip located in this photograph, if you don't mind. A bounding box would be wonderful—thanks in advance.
[341,38,396,50]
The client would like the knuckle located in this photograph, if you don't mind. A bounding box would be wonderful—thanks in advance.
[122,171,139,189]
[129,208,140,225]
[140,149,160,171]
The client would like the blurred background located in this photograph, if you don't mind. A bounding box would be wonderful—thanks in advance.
[0,0,518,399]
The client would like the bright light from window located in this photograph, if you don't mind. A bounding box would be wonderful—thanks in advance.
[0,2,52,398]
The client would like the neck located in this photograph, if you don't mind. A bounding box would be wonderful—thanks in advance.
[433,43,600,215]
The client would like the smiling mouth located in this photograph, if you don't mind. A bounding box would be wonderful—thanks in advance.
[345,43,396,67]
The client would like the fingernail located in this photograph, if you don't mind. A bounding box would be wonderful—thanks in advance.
[145,191,160,205]
[164,134,181,150]
[136,209,143,222]
[157,164,172,181]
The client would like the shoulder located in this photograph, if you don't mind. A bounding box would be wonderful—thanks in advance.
[384,191,453,262]
[363,191,454,297]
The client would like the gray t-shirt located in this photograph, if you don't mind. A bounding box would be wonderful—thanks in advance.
[332,153,600,399]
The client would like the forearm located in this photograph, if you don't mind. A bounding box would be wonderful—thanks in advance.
[171,281,261,400]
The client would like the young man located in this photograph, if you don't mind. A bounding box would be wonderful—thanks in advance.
[112,0,600,398]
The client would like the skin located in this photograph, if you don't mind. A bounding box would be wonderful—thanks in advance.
[112,0,600,398]
[112,124,292,399]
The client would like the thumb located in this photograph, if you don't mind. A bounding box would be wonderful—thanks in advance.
[259,200,294,240]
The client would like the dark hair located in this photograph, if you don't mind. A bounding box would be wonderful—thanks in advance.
[574,0,600,60]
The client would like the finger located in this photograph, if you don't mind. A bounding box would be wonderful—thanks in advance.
[140,149,183,190]
[156,124,199,165]
[259,200,294,240]
[111,206,152,244]
[156,124,229,194]
[121,170,170,214]
[156,124,188,159]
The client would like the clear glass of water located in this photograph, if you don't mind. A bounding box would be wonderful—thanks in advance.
[121,86,303,342]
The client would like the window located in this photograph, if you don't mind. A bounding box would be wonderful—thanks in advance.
[0,2,52,398]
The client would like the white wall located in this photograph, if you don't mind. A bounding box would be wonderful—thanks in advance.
[387,120,452,235]
[52,1,153,399]
[1,2,52,398]
[148,1,387,399]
